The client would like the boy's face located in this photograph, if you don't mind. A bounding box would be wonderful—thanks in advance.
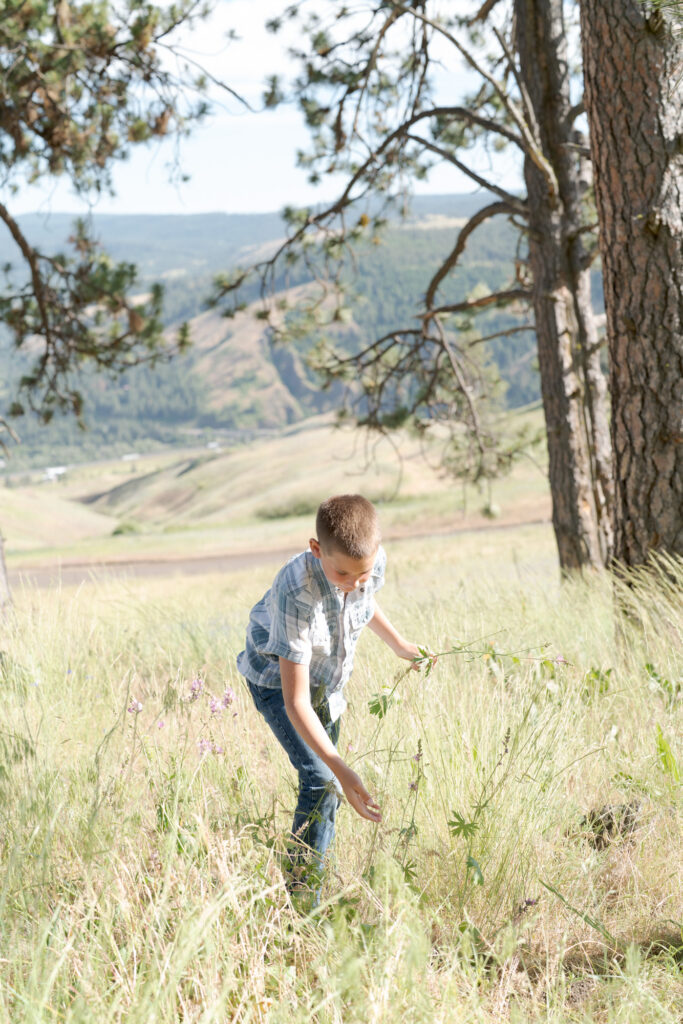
[309,538,378,592]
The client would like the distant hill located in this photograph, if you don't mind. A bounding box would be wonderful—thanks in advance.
[0,194,549,465]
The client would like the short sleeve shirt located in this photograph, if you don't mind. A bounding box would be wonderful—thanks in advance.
[237,546,386,721]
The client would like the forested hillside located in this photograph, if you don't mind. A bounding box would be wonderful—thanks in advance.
[0,195,599,465]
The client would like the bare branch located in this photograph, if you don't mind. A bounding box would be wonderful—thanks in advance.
[466,0,506,25]
[425,199,527,309]
[427,288,531,320]
[566,99,585,127]
[404,133,526,206]
[466,324,536,347]
[433,317,486,461]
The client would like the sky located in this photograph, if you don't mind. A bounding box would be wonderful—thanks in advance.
[10,0,524,217]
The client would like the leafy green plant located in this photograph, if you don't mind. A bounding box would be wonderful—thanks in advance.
[655,726,681,782]
[645,663,681,711]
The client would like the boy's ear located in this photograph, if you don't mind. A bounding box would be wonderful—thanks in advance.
[309,538,321,558]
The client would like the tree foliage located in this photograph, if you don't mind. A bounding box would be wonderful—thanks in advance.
[214,2,596,487]
[0,0,234,429]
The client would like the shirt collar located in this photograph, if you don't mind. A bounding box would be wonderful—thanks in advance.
[307,548,336,597]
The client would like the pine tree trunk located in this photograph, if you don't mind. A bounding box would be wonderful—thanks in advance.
[580,0,683,566]
[515,0,614,570]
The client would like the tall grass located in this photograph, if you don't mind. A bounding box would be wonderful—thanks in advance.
[0,544,681,1022]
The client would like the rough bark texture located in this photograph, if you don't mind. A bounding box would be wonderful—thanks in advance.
[581,0,683,565]
[516,0,614,570]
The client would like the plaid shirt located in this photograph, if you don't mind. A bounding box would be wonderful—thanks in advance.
[237,546,386,721]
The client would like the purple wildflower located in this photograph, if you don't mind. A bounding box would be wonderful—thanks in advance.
[157,720,165,730]
[189,677,204,700]
[127,699,143,714]
[412,751,423,763]
[209,697,222,715]
[409,781,419,792]
[221,686,235,708]
[555,655,568,665]
[198,738,213,756]
[214,745,224,755]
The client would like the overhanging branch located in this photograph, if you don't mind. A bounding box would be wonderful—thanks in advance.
[426,288,531,320]
[425,199,528,309]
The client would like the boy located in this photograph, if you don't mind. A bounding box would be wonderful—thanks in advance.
[237,494,428,898]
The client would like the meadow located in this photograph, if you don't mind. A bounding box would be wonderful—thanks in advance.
[1,519,681,1022]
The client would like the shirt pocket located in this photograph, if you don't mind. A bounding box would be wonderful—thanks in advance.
[349,600,373,636]
[309,610,332,654]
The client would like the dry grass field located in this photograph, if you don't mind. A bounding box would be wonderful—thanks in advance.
[0,420,680,1022]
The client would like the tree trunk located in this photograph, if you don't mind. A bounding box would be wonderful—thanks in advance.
[515,0,614,571]
[580,0,683,566]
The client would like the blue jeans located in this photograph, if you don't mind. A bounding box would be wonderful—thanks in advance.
[246,680,342,890]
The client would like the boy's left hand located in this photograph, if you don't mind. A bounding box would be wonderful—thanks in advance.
[399,642,438,672]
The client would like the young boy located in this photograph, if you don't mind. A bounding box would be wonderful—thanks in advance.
[237,494,427,896]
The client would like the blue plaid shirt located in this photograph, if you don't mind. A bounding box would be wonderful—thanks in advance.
[237,547,386,721]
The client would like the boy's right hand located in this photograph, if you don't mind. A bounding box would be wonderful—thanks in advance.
[336,764,382,823]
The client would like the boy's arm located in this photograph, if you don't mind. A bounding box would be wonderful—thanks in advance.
[367,603,423,664]
[279,657,382,823]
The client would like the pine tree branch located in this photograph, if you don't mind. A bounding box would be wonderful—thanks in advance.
[426,288,531,320]
[466,324,535,347]
[393,3,560,196]
[404,133,525,206]
[466,0,506,25]
[0,200,53,350]
[425,199,527,309]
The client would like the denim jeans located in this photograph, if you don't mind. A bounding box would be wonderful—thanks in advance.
[246,680,342,892]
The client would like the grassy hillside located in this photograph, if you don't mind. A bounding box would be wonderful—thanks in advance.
[0,524,680,1021]
[0,197,545,466]
[3,411,549,570]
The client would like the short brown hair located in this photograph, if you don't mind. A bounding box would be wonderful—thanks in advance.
[316,494,381,559]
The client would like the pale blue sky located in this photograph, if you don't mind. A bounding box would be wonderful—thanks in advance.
[11,0,524,216]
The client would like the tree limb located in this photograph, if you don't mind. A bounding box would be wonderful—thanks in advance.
[466,0,506,25]
[465,324,536,347]
[426,288,531,320]
[0,200,53,349]
[404,133,526,206]
[425,199,526,309]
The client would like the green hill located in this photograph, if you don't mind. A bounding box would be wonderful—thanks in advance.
[0,195,551,466]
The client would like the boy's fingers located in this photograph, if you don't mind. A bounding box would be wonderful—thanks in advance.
[345,783,382,822]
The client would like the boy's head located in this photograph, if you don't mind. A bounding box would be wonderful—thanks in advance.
[314,494,380,558]
[309,494,381,591]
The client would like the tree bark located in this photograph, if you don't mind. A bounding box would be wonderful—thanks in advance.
[580,0,683,566]
[515,0,614,570]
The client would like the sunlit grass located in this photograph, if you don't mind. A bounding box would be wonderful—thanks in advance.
[1,539,681,1022]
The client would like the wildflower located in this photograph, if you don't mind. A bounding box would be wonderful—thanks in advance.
[128,699,143,714]
[221,686,235,708]
[412,751,422,763]
[198,738,213,756]
[409,780,419,792]
[555,654,568,665]
[157,720,165,730]
[189,677,204,700]
[209,697,222,715]
[214,745,224,755]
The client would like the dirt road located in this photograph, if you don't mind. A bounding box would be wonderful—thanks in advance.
[7,516,551,589]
